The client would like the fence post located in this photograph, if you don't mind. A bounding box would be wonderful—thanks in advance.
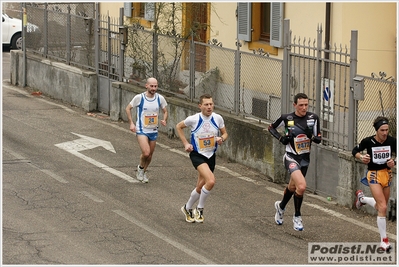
[94,4,100,77]
[119,7,124,82]
[107,15,111,78]
[348,30,358,149]
[152,31,158,79]
[22,3,27,87]
[315,24,322,122]
[312,24,323,194]
[44,3,48,56]
[189,33,195,101]
[234,42,240,115]
[281,19,290,114]
[66,4,71,65]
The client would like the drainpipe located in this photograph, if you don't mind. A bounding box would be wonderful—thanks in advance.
[324,3,331,77]
[322,3,331,135]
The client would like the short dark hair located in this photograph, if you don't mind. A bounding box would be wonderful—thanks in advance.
[199,94,212,104]
[294,93,308,104]
[373,116,389,131]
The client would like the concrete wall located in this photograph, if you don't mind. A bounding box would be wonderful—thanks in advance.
[10,51,396,216]
[10,50,97,111]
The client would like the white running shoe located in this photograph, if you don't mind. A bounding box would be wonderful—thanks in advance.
[274,201,285,225]
[293,215,304,231]
[380,237,392,252]
[136,165,144,182]
[194,208,204,223]
[355,189,365,209]
[142,171,149,183]
[181,205,195,223]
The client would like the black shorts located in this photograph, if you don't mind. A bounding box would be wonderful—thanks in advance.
[189,151,216,172]
[283,153,309,176]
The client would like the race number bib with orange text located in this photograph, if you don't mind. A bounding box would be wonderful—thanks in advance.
[197,134,215,153]
[144,112,158,128]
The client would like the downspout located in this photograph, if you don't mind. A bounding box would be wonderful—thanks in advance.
[324,2,331,77]
[322,3,331,133]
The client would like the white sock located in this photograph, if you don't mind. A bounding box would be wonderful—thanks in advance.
[186,188,200,210]
[361,196,376,208]
[377,216,387,240]
[197,186,210,209]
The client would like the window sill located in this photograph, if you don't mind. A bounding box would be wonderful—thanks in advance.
[128,17,152,28]
[248,41,278,56]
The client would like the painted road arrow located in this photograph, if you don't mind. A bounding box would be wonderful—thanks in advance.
[55,132,138,183]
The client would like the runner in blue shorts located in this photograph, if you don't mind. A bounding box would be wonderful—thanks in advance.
[125,77,168,183]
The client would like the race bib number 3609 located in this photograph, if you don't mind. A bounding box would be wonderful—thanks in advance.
[372,146,391,164]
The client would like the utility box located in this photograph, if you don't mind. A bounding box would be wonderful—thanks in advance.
[353,76,364,100]
[84,17,93,35]
[119,26,128,45]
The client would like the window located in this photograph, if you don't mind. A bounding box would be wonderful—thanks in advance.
[260,3,270,42]
[237,2,283,52]
[124,2,155,26]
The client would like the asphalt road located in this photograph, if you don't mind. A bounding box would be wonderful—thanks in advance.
[2,50,397,265]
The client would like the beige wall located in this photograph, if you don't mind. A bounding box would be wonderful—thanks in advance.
[99,2,124,18]
[210,3,237,51]
[336,3,396,77]
[100,2,397,78]
[210,2,397,78]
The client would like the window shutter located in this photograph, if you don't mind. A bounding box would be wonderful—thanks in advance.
[237,3,251,42]
[144,3,155,21]
[124,3,132,18]
[270,2,283,48]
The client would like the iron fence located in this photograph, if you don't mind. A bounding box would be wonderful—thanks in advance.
[357,75,397,142]
[4,3,97,71]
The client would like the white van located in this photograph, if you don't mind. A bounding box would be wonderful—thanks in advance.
[2,13,40,50]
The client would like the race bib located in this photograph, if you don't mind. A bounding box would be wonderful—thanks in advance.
[372,146,391,165]
[294,135,310,155]
[143,112,158,128]
[197,134,215,152]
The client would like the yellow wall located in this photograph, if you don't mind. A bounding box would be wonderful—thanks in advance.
[336,3,396,77]
[100,2,397,78]
[99,2,124,18]
[285,2,396,79]
[210,2,397,78]
[209,3,237,50]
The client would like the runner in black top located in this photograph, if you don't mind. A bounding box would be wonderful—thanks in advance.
[352,116,396,251]
[268,93,321,231]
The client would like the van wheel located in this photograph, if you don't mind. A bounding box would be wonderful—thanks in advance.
[11,33,22,50]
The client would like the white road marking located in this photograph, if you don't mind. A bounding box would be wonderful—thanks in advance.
[80,191,104,203]
[3,147,69,183]
[7,84,394,242]
[41,169,69,184]
[55,133,138,183]
[113,209,216,265]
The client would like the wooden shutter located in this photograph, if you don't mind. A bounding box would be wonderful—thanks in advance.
[124,2,132,18]
[237,3,251,42]
[270,2,283,47]
[144,3,155,21]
